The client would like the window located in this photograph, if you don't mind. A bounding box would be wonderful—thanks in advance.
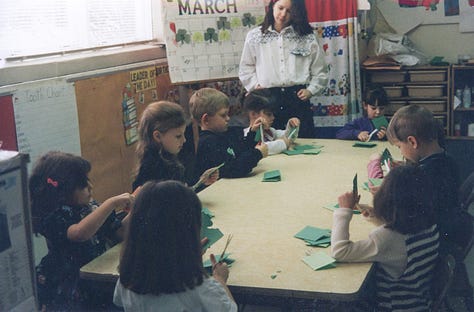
[0,0,159,60]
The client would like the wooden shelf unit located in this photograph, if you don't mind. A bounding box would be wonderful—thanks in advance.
[451,65,474,138]
[362,65,451,135]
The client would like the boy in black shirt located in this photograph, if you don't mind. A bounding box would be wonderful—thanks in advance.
[190,87,268,182]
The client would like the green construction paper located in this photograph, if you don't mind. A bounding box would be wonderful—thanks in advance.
[254,126,262,142]
[283,144,323,155]
[287,126,299,139]
[371,116,389,130]
[202,253,234,268]
[302,251,336,270]
[380,148,393,166]
[353,173,358,195]
[323,203,361,214]
[294,144,318,151]
[353,142,377,148]
[202,207,214,218]
[302,148,321,155]
[200,227,223,250]
[262,170,281,182]
[294,225,331,242]
[201,211,213,227]
[304,236,331,247]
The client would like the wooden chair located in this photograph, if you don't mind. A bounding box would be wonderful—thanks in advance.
[431,254,456,312]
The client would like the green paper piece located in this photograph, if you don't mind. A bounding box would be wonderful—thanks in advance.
[287,126,299,139]
[271,274,277,279]
[202,253,234,268]
[302,251,336,270]
[283,145,323,155]
[294,225,331,242]
[368,178,383,187]
[302,148,321,155]
[323,203,361,214]
[380,148,393,166]
[202,207,214,218]
[353,142,377,148]
[262,170,281,182]
[371,116,389,130]
[254,126,262,142]
[294,144,317,151]
[304,236,331,247]
[201,211,213,227]
[353,173,358,195]
[200,227,223,250]
[363,182,369,191]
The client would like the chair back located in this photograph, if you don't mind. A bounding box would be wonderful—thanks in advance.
[431,254,456,312]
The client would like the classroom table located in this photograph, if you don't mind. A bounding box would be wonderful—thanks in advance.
[80,138,400,303]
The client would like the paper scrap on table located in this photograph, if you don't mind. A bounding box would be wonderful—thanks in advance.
[353,141,377,148]
[262,170,281,182]
[302,251,336,270]
[283,144,323,155]
[294,225,332,247]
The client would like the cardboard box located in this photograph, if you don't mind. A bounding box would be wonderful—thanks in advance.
[384,86,404,97]
[370,71,406,83]
[385,100,406,114]
[407,100,446,112]
[407,85,444,97]
[409,70,446,82]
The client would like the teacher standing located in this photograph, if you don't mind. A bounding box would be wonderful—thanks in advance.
[239,0,328,138]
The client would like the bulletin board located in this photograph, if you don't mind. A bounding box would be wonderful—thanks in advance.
[161,0,266,83]
[74,62,178,201]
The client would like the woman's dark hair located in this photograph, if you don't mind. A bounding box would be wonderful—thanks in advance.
[118,180,205,294]
[29,151,91,234]
[373,165,436,234]
[260,0,313,36]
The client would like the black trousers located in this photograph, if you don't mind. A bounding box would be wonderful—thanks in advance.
[268,85,315,138]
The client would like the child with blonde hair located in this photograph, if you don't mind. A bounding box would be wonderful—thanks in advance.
[190,87,268,180]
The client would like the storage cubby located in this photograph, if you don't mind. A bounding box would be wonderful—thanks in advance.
[362,65,450,134]
[451,65,474,138]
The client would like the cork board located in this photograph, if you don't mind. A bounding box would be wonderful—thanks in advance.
[74,62,177,201]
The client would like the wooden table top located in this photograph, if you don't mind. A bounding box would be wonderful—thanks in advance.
[80,138,399,301]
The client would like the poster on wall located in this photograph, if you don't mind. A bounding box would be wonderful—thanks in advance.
[161,0,266,84]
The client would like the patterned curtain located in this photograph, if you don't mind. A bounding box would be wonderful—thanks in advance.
[305,0,362,138]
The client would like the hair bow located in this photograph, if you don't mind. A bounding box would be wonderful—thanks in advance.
[47,178,58,187]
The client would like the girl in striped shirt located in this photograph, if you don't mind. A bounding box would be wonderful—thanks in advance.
[331,165,439,311]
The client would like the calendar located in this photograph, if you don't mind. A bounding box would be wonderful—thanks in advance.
[161,0,266,83]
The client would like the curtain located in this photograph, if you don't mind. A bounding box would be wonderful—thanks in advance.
[306,0,362,138]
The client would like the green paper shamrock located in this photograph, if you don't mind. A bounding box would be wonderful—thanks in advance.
[176,29,191,44]
[204,28,218,43]
[217,17,231,30]
[242,13,256,28]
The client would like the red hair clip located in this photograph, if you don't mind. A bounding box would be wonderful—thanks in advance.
[46,178,58,187]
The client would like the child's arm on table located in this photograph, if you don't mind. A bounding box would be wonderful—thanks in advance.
[67,193,134,242]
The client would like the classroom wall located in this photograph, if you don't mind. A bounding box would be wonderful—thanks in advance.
[363,1,474,64]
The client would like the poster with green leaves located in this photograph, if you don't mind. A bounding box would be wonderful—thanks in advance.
[161,0,266,83]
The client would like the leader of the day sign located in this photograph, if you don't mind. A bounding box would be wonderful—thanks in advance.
[161,0,266,83]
